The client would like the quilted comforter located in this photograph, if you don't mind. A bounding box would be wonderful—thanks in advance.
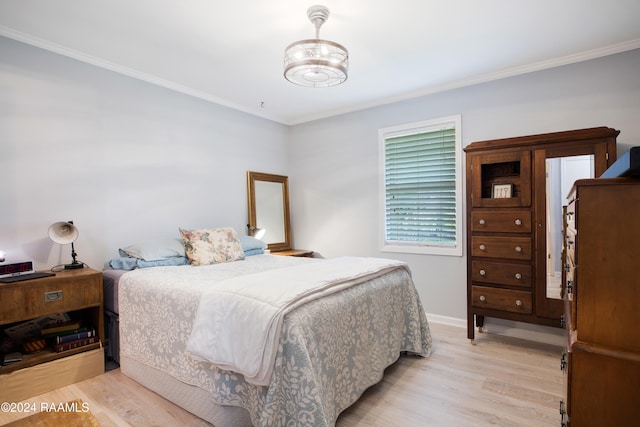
[119,254,431,427]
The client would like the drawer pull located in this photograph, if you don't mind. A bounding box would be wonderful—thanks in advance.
[479,269,486,276]
[479,244,486,251]
[515,299,522,307]
[515,273,522,280]
[478,219,486,225]
[514,246,522,252]
[44,290,63,302]
[479,295,486,302]
[514,219,522,226]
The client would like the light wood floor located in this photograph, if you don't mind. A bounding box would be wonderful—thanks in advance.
[0,323,564,427]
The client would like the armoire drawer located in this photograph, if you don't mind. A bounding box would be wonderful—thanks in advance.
[472,286,532,314]
[471,236,532,260]
[471,210,532,233]
[471,260,531,287]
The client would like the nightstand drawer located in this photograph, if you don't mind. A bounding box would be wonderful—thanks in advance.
[472,285,532,314]
[0,270,101,323]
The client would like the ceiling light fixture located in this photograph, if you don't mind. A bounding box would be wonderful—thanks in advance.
[284,5,349,87]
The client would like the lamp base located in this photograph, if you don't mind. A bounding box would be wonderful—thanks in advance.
[64,262,84,270]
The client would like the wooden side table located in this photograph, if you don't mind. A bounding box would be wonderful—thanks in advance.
[272,249,314,257]
[0,268,104,402]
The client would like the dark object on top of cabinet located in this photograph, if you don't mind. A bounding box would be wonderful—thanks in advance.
[600,146,640,178]
[465,127,618,342]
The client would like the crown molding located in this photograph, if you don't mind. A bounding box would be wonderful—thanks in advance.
[3,25,638,127]
[0,25,286,125]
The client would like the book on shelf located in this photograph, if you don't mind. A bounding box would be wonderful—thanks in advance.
[39,320,81,335]
[54,336,98,353]
[41,326,88,339]
[54,329,95,344]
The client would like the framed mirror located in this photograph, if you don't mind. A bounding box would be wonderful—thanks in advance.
[247,171,291,252]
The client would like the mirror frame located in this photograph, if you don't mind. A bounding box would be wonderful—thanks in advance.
[247,171,291,252]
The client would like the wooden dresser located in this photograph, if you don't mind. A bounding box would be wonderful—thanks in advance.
[560,178,640,426]
[465,127,617,341]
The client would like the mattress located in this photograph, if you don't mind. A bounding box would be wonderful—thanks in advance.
[102,269,128,364]
[118,254,432,426]
[102,269,128,314]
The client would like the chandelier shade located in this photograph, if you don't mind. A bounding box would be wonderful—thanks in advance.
[284,5,349,87]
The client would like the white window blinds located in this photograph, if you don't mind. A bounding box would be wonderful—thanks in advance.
[380,116,462,255]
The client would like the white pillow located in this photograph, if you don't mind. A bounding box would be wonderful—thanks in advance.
[119,238,186,261]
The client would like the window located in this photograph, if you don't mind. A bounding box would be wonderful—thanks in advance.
[379,115,462,256]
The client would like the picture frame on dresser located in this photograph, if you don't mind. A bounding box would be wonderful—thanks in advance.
[491,183,512,198]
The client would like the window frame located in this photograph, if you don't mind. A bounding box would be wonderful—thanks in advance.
[379,115,463,256]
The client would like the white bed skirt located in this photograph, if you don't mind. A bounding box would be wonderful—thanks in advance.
[121,355,252,427]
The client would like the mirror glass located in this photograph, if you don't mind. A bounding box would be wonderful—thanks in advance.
[247,171,291,251]
[254,181,286,243]
[545,155,594,298]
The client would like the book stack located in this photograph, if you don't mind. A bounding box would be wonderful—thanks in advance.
[40,321,98,352]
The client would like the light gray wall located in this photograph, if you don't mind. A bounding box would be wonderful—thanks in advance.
[0,36,289,270]
[288,48,640,321]
[2,34,639,324]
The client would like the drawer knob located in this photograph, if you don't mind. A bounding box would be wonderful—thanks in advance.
[479,219,486,225]
[514,219,522,226]
[479,269,486,276]
[479,295,486,302]
[479,244,486,251]
[515,246,522,252]
[515,273,522,280]
[515,299,522,307]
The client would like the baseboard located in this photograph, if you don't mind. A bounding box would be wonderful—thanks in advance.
[425,313,466,328]
[426,312,564,347]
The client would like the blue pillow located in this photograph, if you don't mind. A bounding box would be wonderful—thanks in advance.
[105,256,189,270]
[244,248,264,257]
[239,235,267,251]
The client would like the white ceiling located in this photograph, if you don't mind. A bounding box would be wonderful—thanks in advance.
[1,0,640,125]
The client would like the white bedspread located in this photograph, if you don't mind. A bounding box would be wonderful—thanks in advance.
[186,256,407,386]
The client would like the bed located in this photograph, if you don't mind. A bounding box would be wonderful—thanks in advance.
[107,231,432,427]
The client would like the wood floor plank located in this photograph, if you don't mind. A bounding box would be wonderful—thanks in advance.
[0,322,564,426]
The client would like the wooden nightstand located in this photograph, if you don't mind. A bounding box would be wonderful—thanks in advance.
[0,268,104,402]
[272,249,314,257]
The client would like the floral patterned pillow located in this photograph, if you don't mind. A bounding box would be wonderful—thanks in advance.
[179,227,245,265]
